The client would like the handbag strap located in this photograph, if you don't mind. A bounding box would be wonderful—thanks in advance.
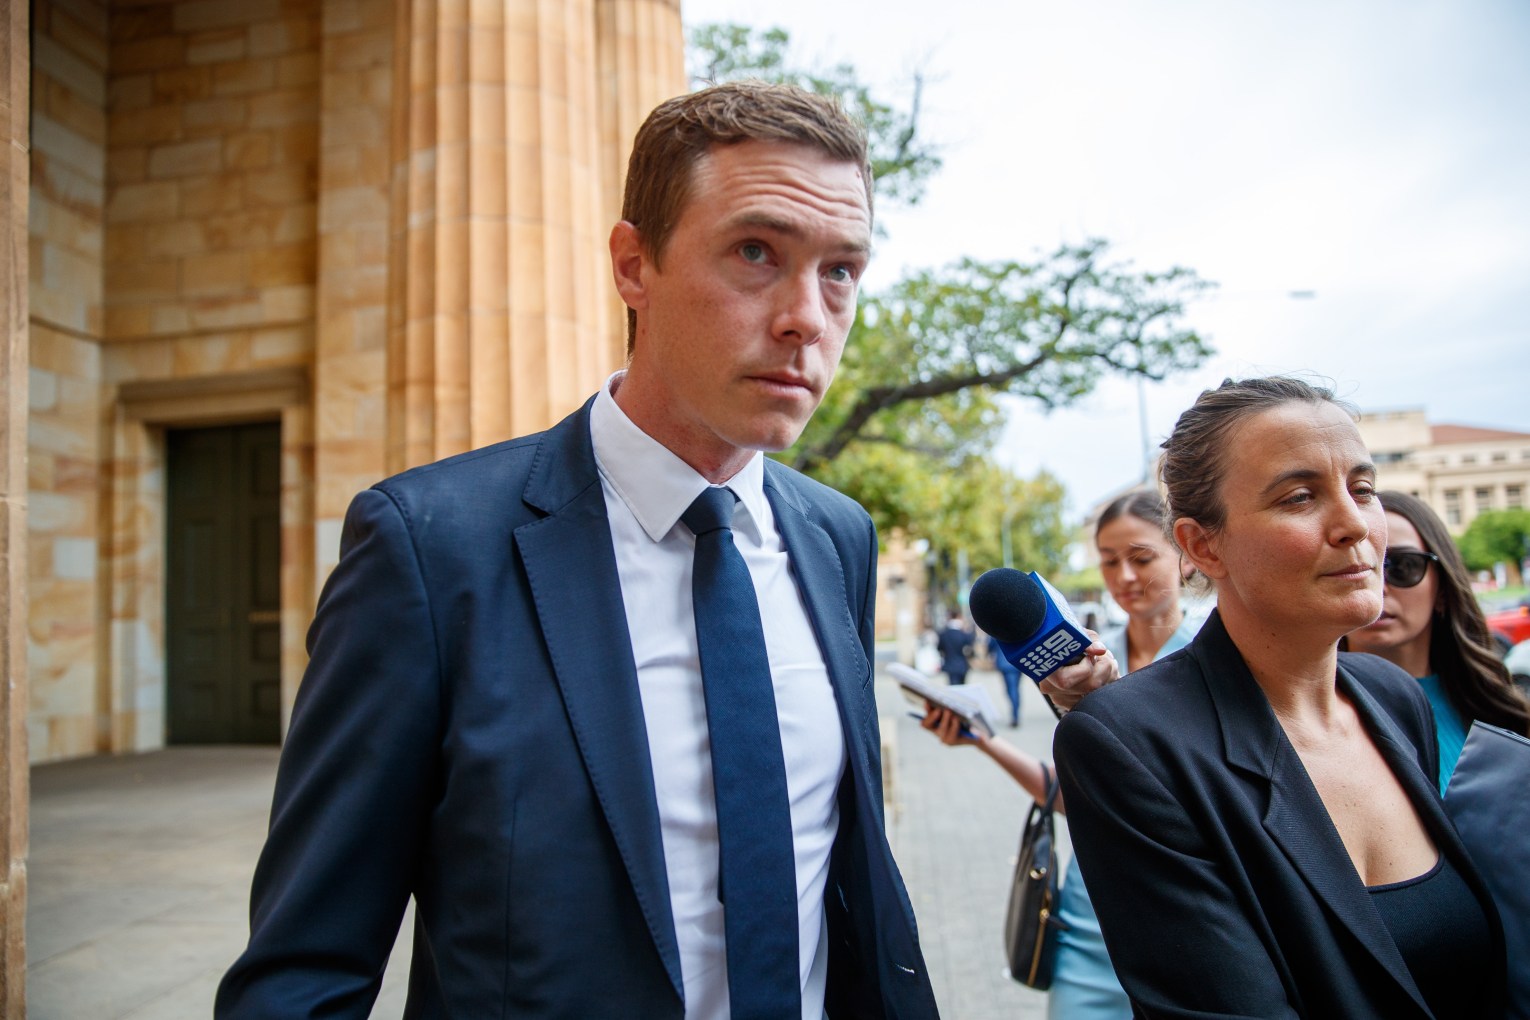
[1038,762,1059,813]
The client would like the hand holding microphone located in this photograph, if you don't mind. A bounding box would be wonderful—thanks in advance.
[969,568,1121,716]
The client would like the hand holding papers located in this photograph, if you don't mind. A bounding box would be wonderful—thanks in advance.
[888,662,999,739]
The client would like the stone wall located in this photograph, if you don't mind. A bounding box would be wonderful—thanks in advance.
[29,0,109,762]
[23,0,684,765]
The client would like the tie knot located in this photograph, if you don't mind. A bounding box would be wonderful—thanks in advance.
[681,486,738,537]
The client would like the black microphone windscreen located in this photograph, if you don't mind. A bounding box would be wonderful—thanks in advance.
[968,568,1048,644]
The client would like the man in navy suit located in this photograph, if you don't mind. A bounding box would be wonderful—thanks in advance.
[216,82,941,1018]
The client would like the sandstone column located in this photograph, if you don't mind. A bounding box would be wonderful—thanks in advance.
[594,0,685,367]
[1,1,30,1012]
[387,0,643,474]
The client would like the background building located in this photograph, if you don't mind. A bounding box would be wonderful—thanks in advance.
[4,2,685,1005]
[1357,408,1530,532]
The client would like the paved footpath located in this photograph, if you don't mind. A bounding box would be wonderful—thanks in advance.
[26,666,1064,1018]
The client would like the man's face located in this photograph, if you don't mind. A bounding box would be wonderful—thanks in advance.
[611,139,873,481]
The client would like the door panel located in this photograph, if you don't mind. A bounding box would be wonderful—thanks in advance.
[166,422,282,744]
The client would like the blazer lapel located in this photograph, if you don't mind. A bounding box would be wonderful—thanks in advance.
[762,469,876,765]
[1194,614,1430,1016]
[514,399,683,1000]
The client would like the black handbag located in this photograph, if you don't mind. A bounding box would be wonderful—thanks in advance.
[1004,762,1068,989]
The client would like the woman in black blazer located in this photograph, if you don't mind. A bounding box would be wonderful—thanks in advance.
[1055,377,1506,1019]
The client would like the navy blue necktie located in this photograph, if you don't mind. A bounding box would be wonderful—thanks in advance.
[682,486,800,1020]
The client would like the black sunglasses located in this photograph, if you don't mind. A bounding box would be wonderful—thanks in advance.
[1383,550,1440,589]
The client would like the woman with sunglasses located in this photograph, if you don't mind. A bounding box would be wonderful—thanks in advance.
[1345,491,1530,793]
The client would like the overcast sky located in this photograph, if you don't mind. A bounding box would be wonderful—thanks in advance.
[682,0,1530,517]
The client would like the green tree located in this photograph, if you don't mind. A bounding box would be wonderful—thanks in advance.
[1458,509,1530,573]
[688,23,941,207]
[788,241,1213,476]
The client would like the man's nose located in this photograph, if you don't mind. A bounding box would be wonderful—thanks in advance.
[772,273,827,345]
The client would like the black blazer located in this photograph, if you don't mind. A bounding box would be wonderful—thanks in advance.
[216,398,940,1019]
[1054,610,1505,1019]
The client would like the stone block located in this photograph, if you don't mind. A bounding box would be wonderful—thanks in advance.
[27,328,100,380]
[203,209,270,248]
[249,16,319,59]
[42,78,107,146]
[328,30,391,74]
[224,131,272,171]
[108,73,154,111]
[249,244,312,293]
[174,0,282,35]
[102,339,174,384]
[186,297,263,331]
[172,333,253,375]
[39,243,103,306]
[249,89,316,129]
[259,285,315,322]
[103,258,179,303]
[32,35,106,108]
[109,146,149,185]
[105,181,179,223]
[182,97,249,138]
[28,492,91,534]
[250,325,313,364]
[48,5,110,71]
[269,124,319,167]
[276,52,319,89]
[32,115,106,183]
[108,104,182,146]
[181,250,247,296]
[53,539,97,581]
[244,166,315,207]
[29,368,59,414]
[148,139,223,179]
[179,172,246,216]
[141,220,207,258]
[34,198,103,259]
[213,58,276,97]
[109,9,175,44]
[186,29,246,66]
[152,66,215,104]
[112,36,188,76]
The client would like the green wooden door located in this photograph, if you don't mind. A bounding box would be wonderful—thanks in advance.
[165,422,282,744]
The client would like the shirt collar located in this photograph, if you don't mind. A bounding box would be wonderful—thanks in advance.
[591,371,768,544]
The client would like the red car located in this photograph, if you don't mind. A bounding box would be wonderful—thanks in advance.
[1485,602,1530,649]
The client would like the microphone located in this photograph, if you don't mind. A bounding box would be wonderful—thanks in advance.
[969,568,1092,718]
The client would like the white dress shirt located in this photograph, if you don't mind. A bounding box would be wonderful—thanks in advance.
[590,374,846,1020]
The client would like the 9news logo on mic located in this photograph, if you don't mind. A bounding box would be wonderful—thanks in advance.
[1001,573,1090,683]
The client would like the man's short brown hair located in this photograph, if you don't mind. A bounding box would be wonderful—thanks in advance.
[619,81,873,353]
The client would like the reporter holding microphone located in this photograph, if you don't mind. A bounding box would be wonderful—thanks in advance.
[921,490,1191,1020]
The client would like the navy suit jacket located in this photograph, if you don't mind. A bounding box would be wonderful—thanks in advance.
[216,398,940,1019]
[1054,611,1506,1019]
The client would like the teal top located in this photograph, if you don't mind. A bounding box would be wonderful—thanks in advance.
[1414,673,1468,796]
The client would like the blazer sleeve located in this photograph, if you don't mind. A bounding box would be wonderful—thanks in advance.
[216,488,444,1018]
[1055,710,1300,1019]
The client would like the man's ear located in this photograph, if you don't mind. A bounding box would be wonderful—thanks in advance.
[609,221,650,312]
[1174,517,1228,581]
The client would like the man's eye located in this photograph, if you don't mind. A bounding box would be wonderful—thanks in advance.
[739,243,767,263]
[826,264,857,283]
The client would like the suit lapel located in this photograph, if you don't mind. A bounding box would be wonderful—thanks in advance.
[514,400,682,1000]
[1194,614,1430,1015]
[763,468,875,763]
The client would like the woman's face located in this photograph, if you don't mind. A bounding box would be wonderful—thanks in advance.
[1097,513,1181,623]
[1346,511,1437,669]
[1186,401,1386,642]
